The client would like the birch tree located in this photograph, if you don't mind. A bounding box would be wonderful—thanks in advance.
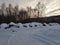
[36,1,46,17]
[1,3,7,16]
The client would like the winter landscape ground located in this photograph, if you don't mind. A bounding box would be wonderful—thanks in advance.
[0,22,60,45]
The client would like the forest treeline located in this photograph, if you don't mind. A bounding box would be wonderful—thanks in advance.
[0,3,30,23]
[0,2,46,23]
[0,3,60,23]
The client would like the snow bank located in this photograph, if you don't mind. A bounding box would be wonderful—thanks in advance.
[0,22,60,45]
[49,23,59,26]
[28,22,41,28]
[9,26,60,45]
[23,23,30,28]
[0,23,8,29]
[9,22,16,26]
[9,24,60,45]
[17,23,23,28]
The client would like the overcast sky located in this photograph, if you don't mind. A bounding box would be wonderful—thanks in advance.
[0,0,60,16]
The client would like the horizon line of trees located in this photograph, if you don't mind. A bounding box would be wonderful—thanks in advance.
[0,3,30,23]
[0,2,46,23]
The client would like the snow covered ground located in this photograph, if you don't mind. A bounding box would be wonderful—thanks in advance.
[0,22,60,45]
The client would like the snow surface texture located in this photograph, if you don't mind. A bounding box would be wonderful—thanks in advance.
[0,22,60,45]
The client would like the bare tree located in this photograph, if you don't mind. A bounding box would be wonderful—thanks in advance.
[0,9,2,15]
[1,3,6,16]
[14,5,19,22]
[14,5,19,15]
[19,9,29,21]
[36,2,46,17]
[6,7,9,15]
[27,7,32,18]
[8,4,14,16]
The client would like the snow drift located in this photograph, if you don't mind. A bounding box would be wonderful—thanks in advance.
[0,22,60,45]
